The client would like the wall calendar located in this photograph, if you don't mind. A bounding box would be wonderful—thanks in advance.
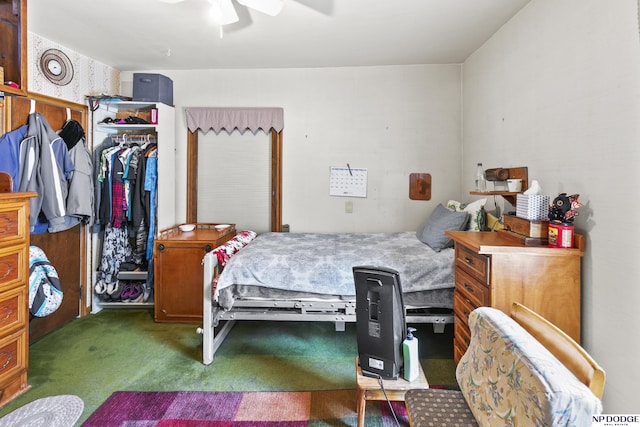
[329,166,367,198]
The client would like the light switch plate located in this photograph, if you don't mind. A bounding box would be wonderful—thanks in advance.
[345,201,353,213]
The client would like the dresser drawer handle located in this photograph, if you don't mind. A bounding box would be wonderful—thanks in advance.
[158,244,166,252]
[463,282,475,293]
[464,256,475,266]
[0,351,13,370]
[204,245,212,252]
[0,305,12,322]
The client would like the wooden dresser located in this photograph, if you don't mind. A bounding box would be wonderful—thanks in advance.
[0,192,34,407]
[446,230,584,363]
[154,223,236,323]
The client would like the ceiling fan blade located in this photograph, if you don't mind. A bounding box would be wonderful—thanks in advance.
[209,0,239,25]
[292,0,334,16]
[237,0,284,17]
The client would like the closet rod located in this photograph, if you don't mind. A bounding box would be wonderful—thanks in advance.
[110,134,157,144]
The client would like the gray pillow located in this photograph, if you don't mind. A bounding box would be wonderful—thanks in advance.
[416,203,469,251]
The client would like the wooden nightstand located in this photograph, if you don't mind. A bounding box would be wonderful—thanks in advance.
[154,223,235,323]
[446,230,584,363]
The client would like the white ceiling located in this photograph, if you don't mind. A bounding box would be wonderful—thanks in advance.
[28,0,531,71]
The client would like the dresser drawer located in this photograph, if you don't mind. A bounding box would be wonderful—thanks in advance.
[455,267,489,308]
[0,202,28,246]
[454,289,479,328]
[454,312,473,364]
[455,243,489,283]
[0,249,26,292]
[0,328,27,384]
[454,337,467,364]
[0,287,27,337]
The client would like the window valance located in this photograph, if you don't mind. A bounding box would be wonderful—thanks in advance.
[185,107,284,133]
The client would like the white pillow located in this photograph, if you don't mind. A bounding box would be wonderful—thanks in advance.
[447,199,487,231]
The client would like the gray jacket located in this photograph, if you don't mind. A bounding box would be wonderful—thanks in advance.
[66,136,94,223]
[18,113,69,231]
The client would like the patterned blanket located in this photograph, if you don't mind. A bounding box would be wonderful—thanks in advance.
[215,232,454,307]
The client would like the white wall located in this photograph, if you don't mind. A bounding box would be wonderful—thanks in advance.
[121,65,463,233]
[463,0,640,412]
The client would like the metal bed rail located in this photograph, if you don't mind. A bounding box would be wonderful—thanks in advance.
[197,251,453,365]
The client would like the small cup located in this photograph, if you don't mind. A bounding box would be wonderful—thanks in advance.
[507,179,522,192]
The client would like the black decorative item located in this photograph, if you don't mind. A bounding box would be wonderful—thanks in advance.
[548,193,581,223]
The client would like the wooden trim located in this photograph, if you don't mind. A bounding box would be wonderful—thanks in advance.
[186,128,283,232]
[271,130,283,232]
[0,0,27,96]
[18,0,27,94]
[9,92,87,131]
[186,129,199,224]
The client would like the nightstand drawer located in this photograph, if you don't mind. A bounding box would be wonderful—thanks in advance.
[455,243,489,283]
[455,268,489,308]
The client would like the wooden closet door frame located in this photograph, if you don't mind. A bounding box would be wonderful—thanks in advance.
[186,129,282,232]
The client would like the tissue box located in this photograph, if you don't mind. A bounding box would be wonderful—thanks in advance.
[516,194,550,220]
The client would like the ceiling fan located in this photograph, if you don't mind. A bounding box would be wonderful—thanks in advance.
[158,0,333,38]
[159,0,284,26]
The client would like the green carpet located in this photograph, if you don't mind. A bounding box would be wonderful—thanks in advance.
[0,309,456,425]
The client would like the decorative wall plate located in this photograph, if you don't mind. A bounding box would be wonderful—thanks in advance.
[39,48,74,86]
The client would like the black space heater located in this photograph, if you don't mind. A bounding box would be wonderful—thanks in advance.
[353,266,406,379]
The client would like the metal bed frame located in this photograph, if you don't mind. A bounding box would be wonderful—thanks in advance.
[198,251,453,365]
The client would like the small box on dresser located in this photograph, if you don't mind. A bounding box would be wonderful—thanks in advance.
[516,194,550,220]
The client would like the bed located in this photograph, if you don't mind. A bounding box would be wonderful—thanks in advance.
[199,228,461,365]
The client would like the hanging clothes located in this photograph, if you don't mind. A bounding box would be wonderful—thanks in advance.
[93,134,158,299]
[0,114,95,233]
[0,125,27,192]
[60,120,94,224]
[17,112,71,233]
[144,148,158,261]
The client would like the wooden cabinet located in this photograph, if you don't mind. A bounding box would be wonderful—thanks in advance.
[154,224,235,323]
[0,0,27,96]
[0,192,34,407]
[446,230,584,363]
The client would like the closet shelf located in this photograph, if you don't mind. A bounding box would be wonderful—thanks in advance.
[97,124,158,131]
[117,271,148,280]
[99,301,154,308]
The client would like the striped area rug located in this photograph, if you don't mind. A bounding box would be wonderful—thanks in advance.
[82,390,409,426]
